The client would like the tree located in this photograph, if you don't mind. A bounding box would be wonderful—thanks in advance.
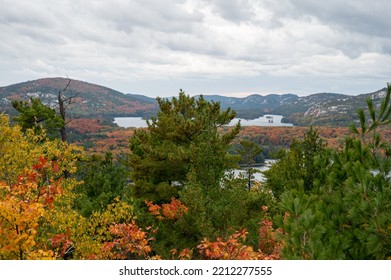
[12,98,64,139]
[235,139,263,190]
[277,84,391,259]
[0,114,82,259]
[1,114,156,260]
[170,206,283,260]
[0,161,58,259]
[12,78,79,142]
[73,152,130,217]
[264,126,329,198]
[128,90,240,201]
[57,79,80,142]
[0,114,81,186]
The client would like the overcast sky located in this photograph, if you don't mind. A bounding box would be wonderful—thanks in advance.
[1,0,390,97]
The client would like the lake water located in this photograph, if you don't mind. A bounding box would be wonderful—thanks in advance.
[113,117,149,128]
[229,115,293,126]
[114,115,293,128]
[232,159,276,182]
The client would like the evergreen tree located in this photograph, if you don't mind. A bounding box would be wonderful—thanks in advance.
[277,84,391,259]
[264,126,329,198]
[12,97,65,139]
[235,139,263,190]
[74,152,130,217]
[127,90,255,257]
[12,79,78,142]
[128,90,240,201]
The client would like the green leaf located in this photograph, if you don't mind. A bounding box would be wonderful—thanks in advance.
[366,97,376,122]
[357,109,367,135]
[349,124,359,135]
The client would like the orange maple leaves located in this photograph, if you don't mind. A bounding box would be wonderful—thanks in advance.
[49,228,74,259]
[145,198,189,220]
[197,229,259,260]
[172,205,283,260]
[99,222,154,260]
[197,221,283,260]
[0,156,64,259]
[145,199,284,260]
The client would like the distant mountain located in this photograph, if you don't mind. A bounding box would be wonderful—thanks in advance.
[201,88,387,126]
[0,77,387,126]
[0,77,157,118]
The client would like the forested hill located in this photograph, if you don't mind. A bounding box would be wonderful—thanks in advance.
[0,77,157,118]
[201,88,388,126]
[0,77,387,126]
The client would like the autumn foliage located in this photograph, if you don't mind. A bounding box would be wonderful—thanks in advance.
[170,219,283,260]
[144,198,283,260]
[3,85,389,260]
[0,155,67,259]
[195,206,283,260]
[0,173,52,259]
[146,198,189,220]
[49,228,74,259]
[1,101,285,260]
[98,222,154,260]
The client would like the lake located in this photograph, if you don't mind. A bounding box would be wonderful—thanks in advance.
[114,115,293,128]
[229,115,293,126]
[113,117,149,128]
[232,159,276,182]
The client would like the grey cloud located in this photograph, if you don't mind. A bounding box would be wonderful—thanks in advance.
[0,0,83,48]
[257,0,391,58]
[90,0,203,34]
[0,1,56,27]
[204,0,257,22]
[289,0,391,37]
[1,0,390,97]
[380,41,391,55]
[200,0,283,28]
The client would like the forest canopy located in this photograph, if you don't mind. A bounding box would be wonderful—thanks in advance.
[1,85,390,260]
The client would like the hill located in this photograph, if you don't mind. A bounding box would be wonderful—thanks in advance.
[201,88,387,126]
[1,77,387,126]
[0,77,157,118]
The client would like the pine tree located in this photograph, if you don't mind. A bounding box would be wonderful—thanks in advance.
[12,98,65,139]
[235,139,263,190]
[128,90,240,201]
[277,84,391,259]
[264,126,329,198]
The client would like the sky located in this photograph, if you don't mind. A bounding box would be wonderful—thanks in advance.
[1,0,390,97]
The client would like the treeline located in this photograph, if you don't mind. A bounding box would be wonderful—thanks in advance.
[0,85,390,259]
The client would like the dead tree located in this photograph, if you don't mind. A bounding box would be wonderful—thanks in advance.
[57,78,80,142]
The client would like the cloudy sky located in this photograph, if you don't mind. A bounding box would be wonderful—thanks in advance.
[1,0,390,97]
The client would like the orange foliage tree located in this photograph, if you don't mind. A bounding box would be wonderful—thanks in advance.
[98,221,155,260]
[145,198,189,221]
[1,113,287,260]
[143,198,283,260]
[0,165,56,259]
[0,114,82,259]
[1,115,154,260]
[195,206,283,260]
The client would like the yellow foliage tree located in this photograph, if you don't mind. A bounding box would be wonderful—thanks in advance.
[0,114,82,259]
[46,197,140,259]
